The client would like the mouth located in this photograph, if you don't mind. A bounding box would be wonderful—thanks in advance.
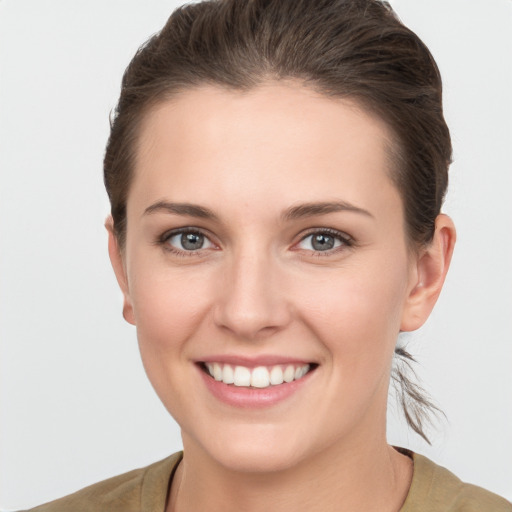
[199,361,318,389]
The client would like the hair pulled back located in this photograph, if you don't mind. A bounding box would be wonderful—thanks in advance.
[104,0,452,443]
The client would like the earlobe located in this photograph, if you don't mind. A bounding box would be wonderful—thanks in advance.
[400,214,456,332]
[105,216,136,326]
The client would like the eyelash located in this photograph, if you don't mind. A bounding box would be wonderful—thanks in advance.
[156,227,353,257]
[157,228,216,257]
[296,228,354,257]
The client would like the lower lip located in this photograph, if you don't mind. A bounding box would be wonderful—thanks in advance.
[198,366,314,408]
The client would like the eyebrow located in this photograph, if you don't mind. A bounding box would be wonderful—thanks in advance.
[143,201,219,220]
[142,200,373,222]
[282,201,374,221]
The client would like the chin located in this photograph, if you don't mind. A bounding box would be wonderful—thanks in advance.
[215,444,305,474]
[193,425,312,474]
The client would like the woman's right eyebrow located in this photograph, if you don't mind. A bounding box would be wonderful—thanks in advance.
[143,201,219,220]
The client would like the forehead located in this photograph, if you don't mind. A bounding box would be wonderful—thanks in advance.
[131,82,400,217]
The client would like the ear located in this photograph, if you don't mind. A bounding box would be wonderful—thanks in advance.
[105,216,136,325]
[400,214,456,332]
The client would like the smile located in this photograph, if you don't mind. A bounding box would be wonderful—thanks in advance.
[203,362,312,388]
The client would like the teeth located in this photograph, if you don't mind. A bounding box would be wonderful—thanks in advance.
[251,366,270,388]
[222,364,234,384]
[205,362,311,388]
[232,366,250,386]
[269,365,284,385]
[283,365,295,383]
[213,363,223,381]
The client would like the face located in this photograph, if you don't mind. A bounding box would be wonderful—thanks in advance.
[112,82,424,473]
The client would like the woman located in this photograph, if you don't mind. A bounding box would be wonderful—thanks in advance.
[14,0,511,510]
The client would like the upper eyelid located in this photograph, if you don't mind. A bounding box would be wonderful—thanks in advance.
[297,227,353,243]
[160,226,215,242]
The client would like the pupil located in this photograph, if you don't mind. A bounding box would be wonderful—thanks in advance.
[312,234,334,251]
[181,232,204,250]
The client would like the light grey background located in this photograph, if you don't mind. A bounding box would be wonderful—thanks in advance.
[0,0,511,509]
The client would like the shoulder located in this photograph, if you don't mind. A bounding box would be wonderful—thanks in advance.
[22,452,182,512]
[401,451,511,512]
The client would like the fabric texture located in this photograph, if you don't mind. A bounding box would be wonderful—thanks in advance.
[399,452,511,511]
[23,452,182,512]
[24,450,511,511]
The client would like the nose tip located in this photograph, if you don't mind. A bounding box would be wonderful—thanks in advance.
[215,306,281,340]
[213,257,291,341]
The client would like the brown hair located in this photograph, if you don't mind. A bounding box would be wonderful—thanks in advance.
[104,0,451,443]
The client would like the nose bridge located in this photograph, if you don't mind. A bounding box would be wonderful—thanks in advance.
[214,242,290,339]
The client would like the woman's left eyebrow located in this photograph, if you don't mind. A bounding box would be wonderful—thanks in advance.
[282,201,374,221]
[143,201,219,220]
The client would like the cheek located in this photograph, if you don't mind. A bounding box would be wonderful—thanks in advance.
[126,251,218,381]
[127,264,218,422]
[294,257,409,364]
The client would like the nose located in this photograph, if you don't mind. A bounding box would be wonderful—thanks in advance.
[213,249,291,341]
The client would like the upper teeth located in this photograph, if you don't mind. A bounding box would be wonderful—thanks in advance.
[205,363,310,388]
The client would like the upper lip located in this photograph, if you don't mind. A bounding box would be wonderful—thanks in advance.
[197,354,315,367]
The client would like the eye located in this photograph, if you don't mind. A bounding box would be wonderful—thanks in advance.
[164,229,215,252]
[297,229,351,253]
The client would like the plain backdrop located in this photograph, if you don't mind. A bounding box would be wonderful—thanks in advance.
[0,0,511,509]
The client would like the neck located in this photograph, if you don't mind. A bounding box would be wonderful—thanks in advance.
[167,435,413,512]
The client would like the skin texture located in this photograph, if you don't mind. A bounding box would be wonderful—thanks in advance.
[107,82,455,511]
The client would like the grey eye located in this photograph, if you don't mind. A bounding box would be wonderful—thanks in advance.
[168,231,213,251]
[298,232,344,252]
[312,233,335,251]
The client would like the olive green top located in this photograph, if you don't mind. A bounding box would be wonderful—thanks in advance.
[399,452,511,511]
[25,451,511,511]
